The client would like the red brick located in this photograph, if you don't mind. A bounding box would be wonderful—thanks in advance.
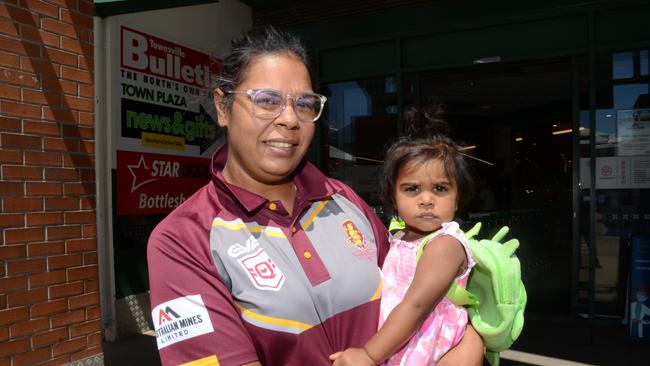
[0,17,19,37]
[0,115,21,131]
[61,125,92,139]
[0,275,26,292]
[30,298,67,317]
[20,24,60,47]
[40,18,76,38]
[85,305,100,320]
[69,319,99,338]
[32,328,68,348]
[23,120,61,136]
[2,166,42,180]
[82,223,95,237]
[41,75,77,95]
[0,306,28,326]
[35,356,71,366]
[26,212,62,226]
[0,243,26,259]
[3,197,43,212]
[8,287,47,306]
[51,309,84,327]
[0,67,39,87]
[60,65,91,84]
[0,100,41,118]
[0,50,20,68]
[44,167,79,181]
[0,35,40,57]
[21,0,59,18]
[63,182,94,196]
[78,111,92,126]
[63,96,92,112]
[0,325,7,342]
[63,211,93,225]
[64,238,94,253]
[78,0,93,15]
[67,265,96,282]
[23,87,62,105]
[68,292,98,310]
[78,83,92,98]
[70,345,101,362]
[4,227,45,244]
[0,149,23,163]
[9,317,48,337]
[7,258,46,275]
[0,83,20,100]
[0,336,29,357]
[20,56,60,77]
[42,106,77,123]
[44,197,77,210]
[25,151,61,166]
[1,133,41,149]
[26,182,62,196]
[12,346,51,366]
[60,36,91,58]
[82,251,96,265]
[49,281,83,299]
[79,140,93,153]
[0,2,38,25]
[47,225,81,240]
[42,46,77,67]
[62,153,93,167]
[79,197,94,210]
[47,253,81,269]
[78,167,94,181]
[27,241,64,256]
[83,278,97,292]
[58,8,92,29]
[0,213,24,227]
[29,269,65,287]
[0,181,23,195]
[86,332,101,347]
[43,137,78,151]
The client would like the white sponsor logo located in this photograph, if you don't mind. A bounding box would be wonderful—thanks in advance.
[151,295,213,349]
[227,236,260,258]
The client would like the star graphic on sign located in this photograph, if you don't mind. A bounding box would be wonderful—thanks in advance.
[127,155,158,193]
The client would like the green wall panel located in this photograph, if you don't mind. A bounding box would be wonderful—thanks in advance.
[319,41,395,80]
[402,15,588,69]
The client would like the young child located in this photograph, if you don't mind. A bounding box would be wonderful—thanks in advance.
[331,133,475,365]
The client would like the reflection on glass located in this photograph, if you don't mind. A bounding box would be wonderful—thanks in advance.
[612,52,634,80]
[641,50,648,76]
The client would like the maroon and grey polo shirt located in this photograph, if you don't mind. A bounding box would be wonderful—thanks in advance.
[148,146,390,366]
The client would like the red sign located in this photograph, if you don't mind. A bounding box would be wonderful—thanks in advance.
[121,26,219,88]
[117,150,211,215]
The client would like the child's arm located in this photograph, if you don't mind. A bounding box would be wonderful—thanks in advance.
[331,234,467,365]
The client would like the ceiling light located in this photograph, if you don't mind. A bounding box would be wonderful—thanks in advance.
[552,129,573,135]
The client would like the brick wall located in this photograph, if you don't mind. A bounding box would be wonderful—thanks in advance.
[0,0,102,365]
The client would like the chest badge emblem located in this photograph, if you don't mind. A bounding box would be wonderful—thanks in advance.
[342,220,368,251]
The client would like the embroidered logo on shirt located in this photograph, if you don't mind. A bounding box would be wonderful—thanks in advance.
[151,295,214,349]
[342,220,368,251]
[239,248,286,291]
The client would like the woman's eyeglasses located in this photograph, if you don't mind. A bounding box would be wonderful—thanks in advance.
[225,88,327,123]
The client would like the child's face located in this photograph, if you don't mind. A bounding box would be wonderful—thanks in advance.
[394,159,458,241]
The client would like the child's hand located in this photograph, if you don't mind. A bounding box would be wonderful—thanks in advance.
[329,347,375,366]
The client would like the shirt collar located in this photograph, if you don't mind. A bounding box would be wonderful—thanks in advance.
[210,144,334,214]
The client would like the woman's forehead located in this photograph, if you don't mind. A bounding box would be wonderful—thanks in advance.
[240,53,312,90]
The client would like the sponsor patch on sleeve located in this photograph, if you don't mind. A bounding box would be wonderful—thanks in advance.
[152,295,214,349]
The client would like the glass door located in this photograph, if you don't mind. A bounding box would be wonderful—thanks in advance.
[404,60,574,314]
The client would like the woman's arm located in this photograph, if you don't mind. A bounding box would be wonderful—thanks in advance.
[332,235,466,365]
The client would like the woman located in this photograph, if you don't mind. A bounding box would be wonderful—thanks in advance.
[147,26,483,366]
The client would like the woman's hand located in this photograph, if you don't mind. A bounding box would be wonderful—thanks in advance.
[438,325,484,366]
[329,348,375,366]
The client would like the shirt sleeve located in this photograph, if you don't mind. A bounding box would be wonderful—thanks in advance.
[147,215,259,366]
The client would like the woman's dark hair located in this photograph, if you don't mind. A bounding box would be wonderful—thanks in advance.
[213,25,309,109]
[380,106,474,217]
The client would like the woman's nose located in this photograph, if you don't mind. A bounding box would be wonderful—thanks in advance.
[274,100,300,129]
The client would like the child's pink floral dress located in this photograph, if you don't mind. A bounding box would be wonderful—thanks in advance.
[379,221,475,365]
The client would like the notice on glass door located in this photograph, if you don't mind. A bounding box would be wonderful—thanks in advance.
[580,156,650,189]
[618,109,650,156]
